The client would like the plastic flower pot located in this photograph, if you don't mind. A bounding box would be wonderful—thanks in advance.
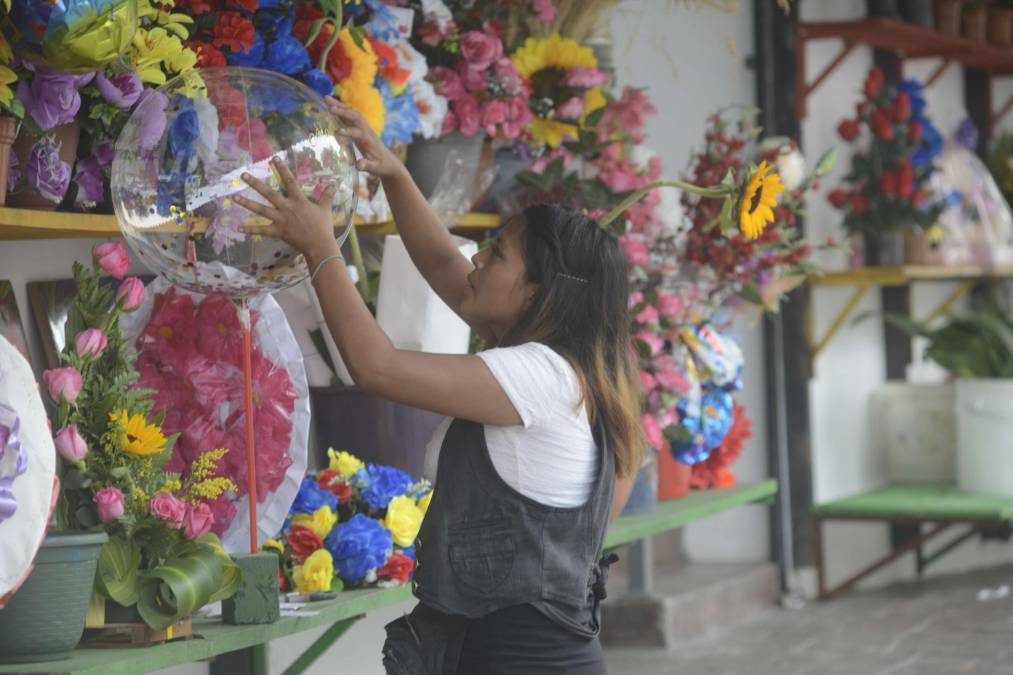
[0,529,107,663]
[7,121,80,210]
[0,117,16,206]
[657,445,691,501]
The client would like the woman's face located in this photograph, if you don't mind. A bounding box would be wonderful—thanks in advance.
[462,218,538,340]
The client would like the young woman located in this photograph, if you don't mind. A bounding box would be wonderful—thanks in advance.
[236,98,642,674]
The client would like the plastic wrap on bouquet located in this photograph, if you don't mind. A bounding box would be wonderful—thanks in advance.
[927,140,1013,265]
[680,324,744,390]
[3,0,137,72]
[119,278,310,553]
[0,335,58,606]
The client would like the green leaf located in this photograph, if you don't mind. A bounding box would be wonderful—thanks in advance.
[62,468,92,489]
[583,106,606,130]
[197,534,242,603]
[303,18,326,47]
[514,170,545,189]
[348,26,366,51]
[720,168,736,190]
[737,281,764,306]
[95,537,142,606]
[137,547,224,630]
[718,195,735,234]
[662,424,692,445]
[815,147,837,177]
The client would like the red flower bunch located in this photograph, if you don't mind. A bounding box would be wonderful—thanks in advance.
[690,402,752,489]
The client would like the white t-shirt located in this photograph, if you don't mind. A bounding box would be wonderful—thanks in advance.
[423,342,598,508]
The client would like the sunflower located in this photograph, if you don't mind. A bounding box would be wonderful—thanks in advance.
[738,161,784,240]
[109,409,168,457]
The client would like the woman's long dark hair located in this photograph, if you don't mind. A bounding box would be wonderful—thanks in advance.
[501,204,643,478]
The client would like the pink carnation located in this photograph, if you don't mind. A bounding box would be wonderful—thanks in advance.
[635,330,664,356]
[459,30,503,72]
[628,291,644,308]
[502,97,532,140]
[531,0,557,22]
[481,100,507,136]
[430,66,465,100]
[456,60,488,94]
[639,371,657,393]
[655,368,691,394]
[657,292,684,318]
[619,235,650,267]
[454,95,481,137]
[635,305,659,325]
[493,58,524,95]
[556,96,585,121]
[643,413,664,451]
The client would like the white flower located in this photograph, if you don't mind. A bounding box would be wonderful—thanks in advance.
[777,149,806,191]
[391,39,428,85]
[421,0,453,30]
[411,79,448,140]
[192,97,220,167]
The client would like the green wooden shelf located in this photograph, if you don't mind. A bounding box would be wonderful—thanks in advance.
[0,480,776,675]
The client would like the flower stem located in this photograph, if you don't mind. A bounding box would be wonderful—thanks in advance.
[601,180,730,228]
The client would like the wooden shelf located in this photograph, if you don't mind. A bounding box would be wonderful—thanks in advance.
[797,17,1013,120]
[811,264,1013,288]
[0,207,501,241]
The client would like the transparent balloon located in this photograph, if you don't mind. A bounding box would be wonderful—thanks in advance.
[111,67,358,298]
[3,0,138,73]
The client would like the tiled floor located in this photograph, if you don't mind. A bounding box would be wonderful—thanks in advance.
[605,564,1013,675]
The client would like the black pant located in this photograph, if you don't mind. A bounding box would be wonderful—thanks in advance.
[383,603,606,675]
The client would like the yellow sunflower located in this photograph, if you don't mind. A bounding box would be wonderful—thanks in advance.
[109,410,168,457]
[738,161,784,241]
[0,65,16,109]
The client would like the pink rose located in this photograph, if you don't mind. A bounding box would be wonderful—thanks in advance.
[74,328,108,359]
[628,291,644,308]
[150,492,186,528]
[481,100,507,136]
[456,60,488,94]
[531,0,557,22]
[635,305,659,325]
[116,277,145,312]
[430,66,465,100]
[454,95,481,137]
[183,502,214,540]
[643,414,664,451]
[93,242,131,279]
[619,235,650,267]
[601,170,642,193]
[94,487,125,523]
[43,367,82,404]
[441,110,459,136]
[54,424,88,463]
[493,58,524,95]
[459,30,503,72]
[657,292,684,318]
[563,67,609,88]
[656,368,690,394]
[635,330,664,356]
[639,371,657,393]
[556,96,586,121]
[502,96,532,140]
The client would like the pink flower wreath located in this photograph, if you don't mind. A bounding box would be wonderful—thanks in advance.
[135,287,297,535]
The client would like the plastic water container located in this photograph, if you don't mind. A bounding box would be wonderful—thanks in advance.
[956,379,1013,496]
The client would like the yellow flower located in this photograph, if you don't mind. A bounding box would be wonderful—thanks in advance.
[328,449,365,478]
[0,34,13,64]
[926,223,945,245]
[191,477,237,502]
[109,410,167,457]
[262,539,285,555]
[583,88,607,119]
[738,161,784,241]
[291,506,338,540]
[340,27,378,85]
[293,549,334,593]
[383,495,424,547]
[0,65,16,108]
[529,118,578,149]
[130,27,191,84]
[513,34,598,79]
[417,491,432,515]
[159,479,183,494]
[339,79,385,136]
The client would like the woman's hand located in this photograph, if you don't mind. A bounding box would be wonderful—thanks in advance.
[234,159,340,263]
[326,97,404,180]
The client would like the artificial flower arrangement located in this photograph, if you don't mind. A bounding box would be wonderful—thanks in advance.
[262,449,429,592]
[827,67,944,247]
[44,241,239,630]
[133,286,298,536]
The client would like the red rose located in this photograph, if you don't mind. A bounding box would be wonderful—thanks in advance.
[190,42,227,68]
[208,82,248,130]
[213,13,256,54]
[837,119,861,142]
[287,526,324,564]
[317,469,354,503]
[278,569,288,592]
[892,93,911,122]
[908,121,923,144]
[871,110,894,141]
[377,553,414,585]
[317,468,341,490]
[332,482,353,504]
[828,189,850,209]
[898,162,914,198]
[880,172,898,196]
[851,193,869,215]
[864,66,885,99]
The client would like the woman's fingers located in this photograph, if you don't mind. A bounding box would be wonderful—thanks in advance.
[239,222,284,239]
[272,159,302,200]
[356,157,382,174]
[241,172,287,208]
[233,194,279,220]
[311,183,338,206]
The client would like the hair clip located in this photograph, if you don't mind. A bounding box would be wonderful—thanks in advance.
[557,272,589,284]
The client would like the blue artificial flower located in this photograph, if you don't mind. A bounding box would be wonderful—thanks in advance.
[399,545,416,561]
[955,118,979,151]
[226,32,266,67]
[266,35,311,76]
[354,464,415,510]
[912,116,943,168]
[167,100,198,162]
[364,0,401,41]
[377,80,420,147]
[255,11,294,41]
[246,82,300,116]
[325,513,394,582]
[291,477,339,514]
[897,79,927,116]
[304,69,335,98]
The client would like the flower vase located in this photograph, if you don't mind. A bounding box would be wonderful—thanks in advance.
[620,449,658,516]
[904,228,933,265]
[0,117,17,206]
[863,229,906,267]
[657,445,691,501]
[7,122,80,211]
[0,530,107,663]
[404,132,487,202]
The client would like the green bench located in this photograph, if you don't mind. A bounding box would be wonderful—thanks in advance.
[0,480,777,675]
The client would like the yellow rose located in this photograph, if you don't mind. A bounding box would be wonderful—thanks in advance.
[262,539,284,555]
[291,506,338,540]
[383,495,424,548]
[417,491,433,515]
[293,549,334,594]
[328,449,365,478]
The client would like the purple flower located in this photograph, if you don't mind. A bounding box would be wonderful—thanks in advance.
[96,71,143,109]
[94,142,114,167]
[955,118,979,151]
[74,158,104,204]
[136,89,169,151]
[27,137,71,203]
[7,153,21,193]
[18,75,81,131]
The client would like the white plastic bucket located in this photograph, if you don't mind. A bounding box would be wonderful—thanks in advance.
[956,379,1013,496]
